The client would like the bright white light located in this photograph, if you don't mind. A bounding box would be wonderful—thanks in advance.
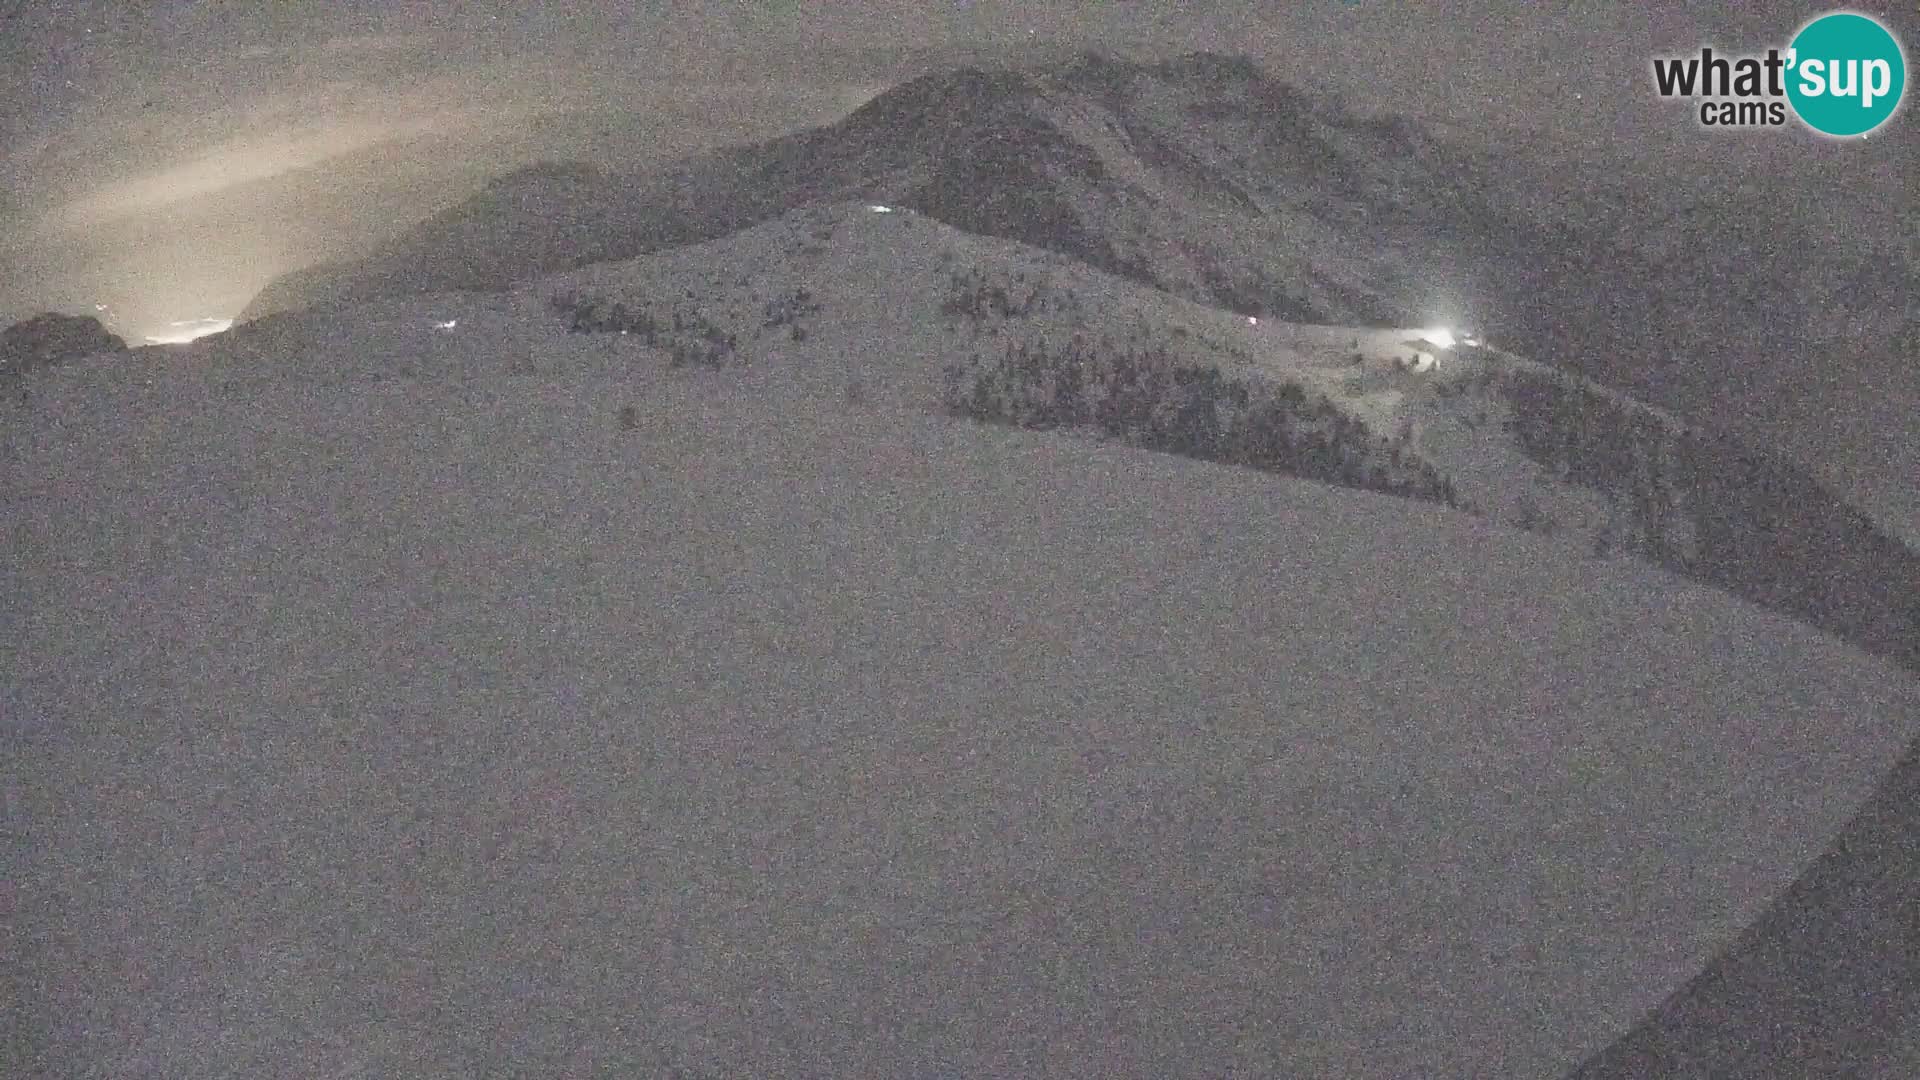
[433,319,458,330]
[143,317,233,344]
[1419,326,1456,349]
[1247,316,1259,326]
[867,204,894,213]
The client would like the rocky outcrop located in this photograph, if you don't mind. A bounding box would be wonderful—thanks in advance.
[2,312,128,397]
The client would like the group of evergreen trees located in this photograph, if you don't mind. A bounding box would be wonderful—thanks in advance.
[1499,365,1684,560]
[760,288,822,341]
[942,335,1458,506]
[550,292,738,368]
[938,268,1059,321]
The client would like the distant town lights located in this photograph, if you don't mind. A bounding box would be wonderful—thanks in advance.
[142,316,233,344]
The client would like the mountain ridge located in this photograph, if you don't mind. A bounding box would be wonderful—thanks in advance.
[240,50,1916,444]
[237,51,1487,328]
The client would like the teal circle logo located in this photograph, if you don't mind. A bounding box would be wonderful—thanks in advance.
[1786,12,1906,137]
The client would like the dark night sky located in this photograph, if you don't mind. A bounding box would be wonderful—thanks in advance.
[1,1,1913,336]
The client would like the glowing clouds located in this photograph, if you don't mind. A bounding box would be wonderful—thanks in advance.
[44,105,488,232]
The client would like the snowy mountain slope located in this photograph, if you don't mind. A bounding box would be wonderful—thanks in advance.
[236,51,1917,440]
[7,325,1917,1078]
[522,201,1920,675]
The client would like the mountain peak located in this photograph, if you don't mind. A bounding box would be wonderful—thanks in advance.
[1151,50,1267,85]
[840,50,1284,136]
[1052,49,1143,95]
[838,64,1040,139]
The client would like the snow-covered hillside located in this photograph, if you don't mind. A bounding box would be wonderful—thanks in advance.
[526,201,1920,675]
[7,291,1918,1077]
